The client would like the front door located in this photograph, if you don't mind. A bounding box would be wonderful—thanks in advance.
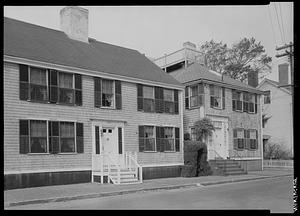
[102,128,117,158]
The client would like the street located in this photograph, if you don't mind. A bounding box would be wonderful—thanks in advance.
[7,176,293,212]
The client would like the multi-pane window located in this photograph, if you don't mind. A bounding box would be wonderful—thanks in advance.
[144,126,155,151]
[137,84,179,114]
[143,86,155,112]
[139,125,180,152]
[102,79,114,108]
[164,127,175,151]
[210,85,225,109]
[19,119,84,154]
[233,128,244,150]
[249,129,258,150]
[60,122,75,153]
[58,72,74,104]
[264,91,271,104]
[164,89,174,114]
[19,64,82,106]
[232,90,243,111]
[30,120,47,153]
[185,84,204,109]
[248,94,256,113]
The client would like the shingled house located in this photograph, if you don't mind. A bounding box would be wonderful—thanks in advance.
[153,42,264,174]
[4,6,184,189]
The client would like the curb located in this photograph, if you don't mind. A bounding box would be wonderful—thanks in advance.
[5,173,292,208]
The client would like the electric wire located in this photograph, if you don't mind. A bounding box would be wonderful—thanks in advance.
[278,3,286,44]
[267,5,278,47]
[273,3,284,44]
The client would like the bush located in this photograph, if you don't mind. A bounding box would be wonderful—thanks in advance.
[181,165,197,177]
[264,142,292,160]
[184,133,191,141]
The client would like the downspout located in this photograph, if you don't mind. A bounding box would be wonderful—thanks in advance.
[181,89,185,164]
[260,94,264,171]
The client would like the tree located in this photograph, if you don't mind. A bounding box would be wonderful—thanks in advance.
[194,117,215,142]
[199,37,272,82]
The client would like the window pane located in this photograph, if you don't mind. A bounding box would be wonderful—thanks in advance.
[60,122,74,138]
[191,85,198,96]
[144,126,154,138]
[163,89,174,101]
[30,120,47,137]
[30,67,46,85]
[165,139,175,151]
[102,93,114,107]
[165,101,174,113]
[61,138,75,152]
[190,96,198,107]
[145,138,155,151]
[237,129,244,138]
[249,130,256,139]
[30,85,48,101]
[30,138,47,153]
[143,86,154,99]
[59,72,73,88]
[164,127,173,138]
[143,98,154,112]
[198,84,204,94]
[214,86,221,97]
[59,88,74,104]
[102,79,113,94]
[238,139,244,149]
[213,97,221,108]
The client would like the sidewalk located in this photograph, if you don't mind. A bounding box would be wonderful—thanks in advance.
[4,169,293,208]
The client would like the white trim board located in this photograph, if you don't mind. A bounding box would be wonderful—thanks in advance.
[141,163,183,168]
[4,167,91,175]
[4,55,184,90]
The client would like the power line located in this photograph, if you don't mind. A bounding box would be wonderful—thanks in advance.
[278,3,286,44]
[273,3,284,44]
[267,5,278,46]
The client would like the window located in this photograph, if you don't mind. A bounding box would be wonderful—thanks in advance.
[60,122,75,153]
[191,127,197,141]
[143,86,155,112]
[19,119,84,154]
[137,84,179,114]
[139,125,155,152]
[19,64,82,106]
[232,90,243,111]
[164,127,175,151]
[264,91,271,104]
[102,79,114,108]
[164,89,174,114]
[186,84,204,109]
[59,72,74,104]
[30,120,47,153]
[248,94,256,113]
[249,129,258,150]
[233,128,244,150]
[210,85,224,109]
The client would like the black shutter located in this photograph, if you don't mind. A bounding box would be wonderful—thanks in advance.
[233,129,238,150]
[49,70,58,103]
[137,84,143,111]
[256,130,258,149]
[118,127,123,154]
[222,87,225,109]
[76,123,84,153]
[20,120,29,154]
[115,80,122,110]
[254,94,258,113]
[185,87,189,109]
[19,64,29,100]
[138,126,145,152]
[94,77,101,108]
[160,127,165,152]
[156,126,161,152]
[244,130,249,150]
[175,127,180,152]
[75,74,82,106]
[155,87,164,113]
[210,85,214,108]
[174,90,179,114]
[95,126,100,154]
[49,121,59,154]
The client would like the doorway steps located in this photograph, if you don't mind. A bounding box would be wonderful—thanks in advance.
[109,168,141,184]
[209,159,247,176]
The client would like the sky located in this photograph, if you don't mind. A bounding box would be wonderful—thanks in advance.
[4,4,293,82]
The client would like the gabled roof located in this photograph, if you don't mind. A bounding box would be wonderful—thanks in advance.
[169,62,263,94]
[4,17,182,88]
[257,78,292,95]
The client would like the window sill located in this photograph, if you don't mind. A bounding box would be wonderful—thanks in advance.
[233,109,243,113]
[24,99,82,107]
[58,152,78,155]
[164,151,176,153]
[27,153,50,155]
[143,151,157,153]
[211,106,223,110]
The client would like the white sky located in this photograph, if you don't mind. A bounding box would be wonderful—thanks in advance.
[4,4,293,82]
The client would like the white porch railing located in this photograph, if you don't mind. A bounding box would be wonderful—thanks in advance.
[106,154,121,184]
[263,159,293,168]
[125,151,143,183]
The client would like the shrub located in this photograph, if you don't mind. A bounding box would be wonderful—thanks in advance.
[264,142,292,160]
[194,118,215,142]
[181,165,197,177]
[184,133,191,141]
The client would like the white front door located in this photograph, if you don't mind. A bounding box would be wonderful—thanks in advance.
[102,128,117,158]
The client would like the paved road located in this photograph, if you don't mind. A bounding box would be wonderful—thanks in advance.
[7,176,294,212]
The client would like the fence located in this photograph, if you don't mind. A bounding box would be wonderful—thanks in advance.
[263,159,293,169]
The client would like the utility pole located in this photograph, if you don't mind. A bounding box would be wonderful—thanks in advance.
[275,42,294,157]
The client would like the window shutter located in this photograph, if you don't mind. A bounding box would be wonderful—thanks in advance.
[155,87,164,113]
[94,77,101,108]
[138,126,145,152]
[244,130,249,150]
[174,90,179,114]
[255,130,258,149]
[137,84,143,111]
[118,127,123,154]
[49,70,58,103]
[19,120,29,154]
[19,64,29,101]
[95,126,100,154]
[233,129,238,150]
[75,74,82,106]
[185,87,189,109]
[222,87,225,109]
[156,126,161,152]
[254,94,258,113]
[160,127,165,152]
[49,121,59,154]
[115,80,122,110]
[175,127,180,152]
[210,96,214,108]
[76,123,84,153]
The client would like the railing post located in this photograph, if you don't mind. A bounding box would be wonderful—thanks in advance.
[139,166,143,183]
[100,155,103,184]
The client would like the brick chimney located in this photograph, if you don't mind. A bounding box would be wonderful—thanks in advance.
[247,71,258,87]
[60,6,89,43]
[278,63,290,86]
